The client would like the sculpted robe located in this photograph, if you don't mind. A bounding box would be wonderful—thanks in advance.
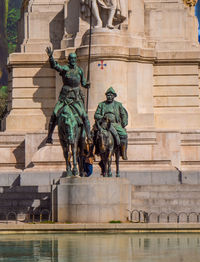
[81,0,127,24]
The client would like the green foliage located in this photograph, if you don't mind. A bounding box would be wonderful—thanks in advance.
[0,85,8,94]
[7,8,20,53]
[0,85,8,119]
[9,0,23,9]
[40,221,55,224]
[109,220,122,223]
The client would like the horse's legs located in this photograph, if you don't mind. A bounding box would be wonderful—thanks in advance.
[71,143,79,176]
[65,144,72,176]
[107,151,112,177]
[78,138,85,177]
[60,139,72,177]
[101,155,108,177]
[99,159,106,177]
[115,148,120,177]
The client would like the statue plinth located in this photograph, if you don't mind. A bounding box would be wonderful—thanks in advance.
[55,177,131,223]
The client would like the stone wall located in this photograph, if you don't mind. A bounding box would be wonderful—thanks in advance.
[1,0,200,174]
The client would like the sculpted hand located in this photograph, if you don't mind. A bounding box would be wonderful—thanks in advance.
[45,46,53,57]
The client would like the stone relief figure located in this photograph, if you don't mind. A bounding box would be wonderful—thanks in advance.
[80,0,127,29]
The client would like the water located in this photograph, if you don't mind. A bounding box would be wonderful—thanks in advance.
[0,233,200,262]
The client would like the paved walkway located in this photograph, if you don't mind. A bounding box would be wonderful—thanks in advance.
[1,223,200,233]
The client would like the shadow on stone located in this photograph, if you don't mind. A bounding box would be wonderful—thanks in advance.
[13,140,25,170]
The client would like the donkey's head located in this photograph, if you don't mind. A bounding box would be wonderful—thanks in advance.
[96,118,111,153]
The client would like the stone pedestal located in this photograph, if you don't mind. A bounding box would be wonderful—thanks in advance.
[56,177,131,223]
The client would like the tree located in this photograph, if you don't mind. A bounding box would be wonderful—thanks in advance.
[0,86,8,120]
[0,0,9,86]
[7,7,20,53]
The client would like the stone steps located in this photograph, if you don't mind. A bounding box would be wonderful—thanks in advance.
[132,184,200,192]
[131,184,200,214]
[133,191,200,199]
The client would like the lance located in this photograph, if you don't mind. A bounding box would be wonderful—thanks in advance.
[86,0,93,113]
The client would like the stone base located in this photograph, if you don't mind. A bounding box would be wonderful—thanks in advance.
[55,177,131,223]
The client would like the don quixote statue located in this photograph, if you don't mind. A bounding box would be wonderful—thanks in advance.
[46,47,128,177]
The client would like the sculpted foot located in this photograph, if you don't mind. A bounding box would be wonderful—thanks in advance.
[107,24,114,29]
[95,21,103,28]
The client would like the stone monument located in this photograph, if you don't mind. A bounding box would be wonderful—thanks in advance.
[0,0,200,222]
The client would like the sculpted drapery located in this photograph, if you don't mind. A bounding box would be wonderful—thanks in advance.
[81,0,127,29]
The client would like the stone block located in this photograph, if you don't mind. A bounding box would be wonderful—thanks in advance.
[12,67,54,78]
[0,173,20,187]
[154,112,200,129]
[12,77,55,88]
[56,178,131,222]
[5,114,48,131]
[181,171,200,184]
[154,75,198,86]
[13,88,55,99]
[154,86,198,96]
[154,97,199,107]
[20,171,62,186]
[12,98,55,109]
[154,65,198,75]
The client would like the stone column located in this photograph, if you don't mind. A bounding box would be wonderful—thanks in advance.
[19,0,65,53]
[128,0,145,38]
[144,0,199,50]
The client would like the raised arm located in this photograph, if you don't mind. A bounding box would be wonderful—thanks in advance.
[45,46,64,74]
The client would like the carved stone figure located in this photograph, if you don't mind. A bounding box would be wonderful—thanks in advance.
[81,0,127,29]
[45,47,92,176]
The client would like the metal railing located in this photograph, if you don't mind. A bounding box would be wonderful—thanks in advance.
[0,209,51,224]
[128,209,200,223]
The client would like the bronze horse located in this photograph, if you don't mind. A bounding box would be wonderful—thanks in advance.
[57,106,86,177]
[95,119,120,177]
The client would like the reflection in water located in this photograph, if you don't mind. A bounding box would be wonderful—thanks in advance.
[0,233,200,261]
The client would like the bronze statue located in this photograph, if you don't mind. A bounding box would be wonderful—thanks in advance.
[45,47,92,176]
[93,87,128,177]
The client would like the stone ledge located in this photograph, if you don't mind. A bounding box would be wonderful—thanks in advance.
[0,223,200,232]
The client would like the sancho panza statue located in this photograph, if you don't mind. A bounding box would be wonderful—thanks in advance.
[81,0,127,29]
[94,87,128,160]
[45,47,91,144]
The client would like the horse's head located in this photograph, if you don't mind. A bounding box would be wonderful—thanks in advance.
[96,118,111,153]
[58,106,78,145]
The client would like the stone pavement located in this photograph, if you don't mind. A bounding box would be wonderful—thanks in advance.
[0,223,200,233]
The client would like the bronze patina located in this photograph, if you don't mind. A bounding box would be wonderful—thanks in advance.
[45,47,91,176]
[93,87,128,177]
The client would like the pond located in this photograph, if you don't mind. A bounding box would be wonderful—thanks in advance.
[0,233,200,262]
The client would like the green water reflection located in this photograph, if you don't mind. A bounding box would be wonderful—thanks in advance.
[0,233,200,262]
